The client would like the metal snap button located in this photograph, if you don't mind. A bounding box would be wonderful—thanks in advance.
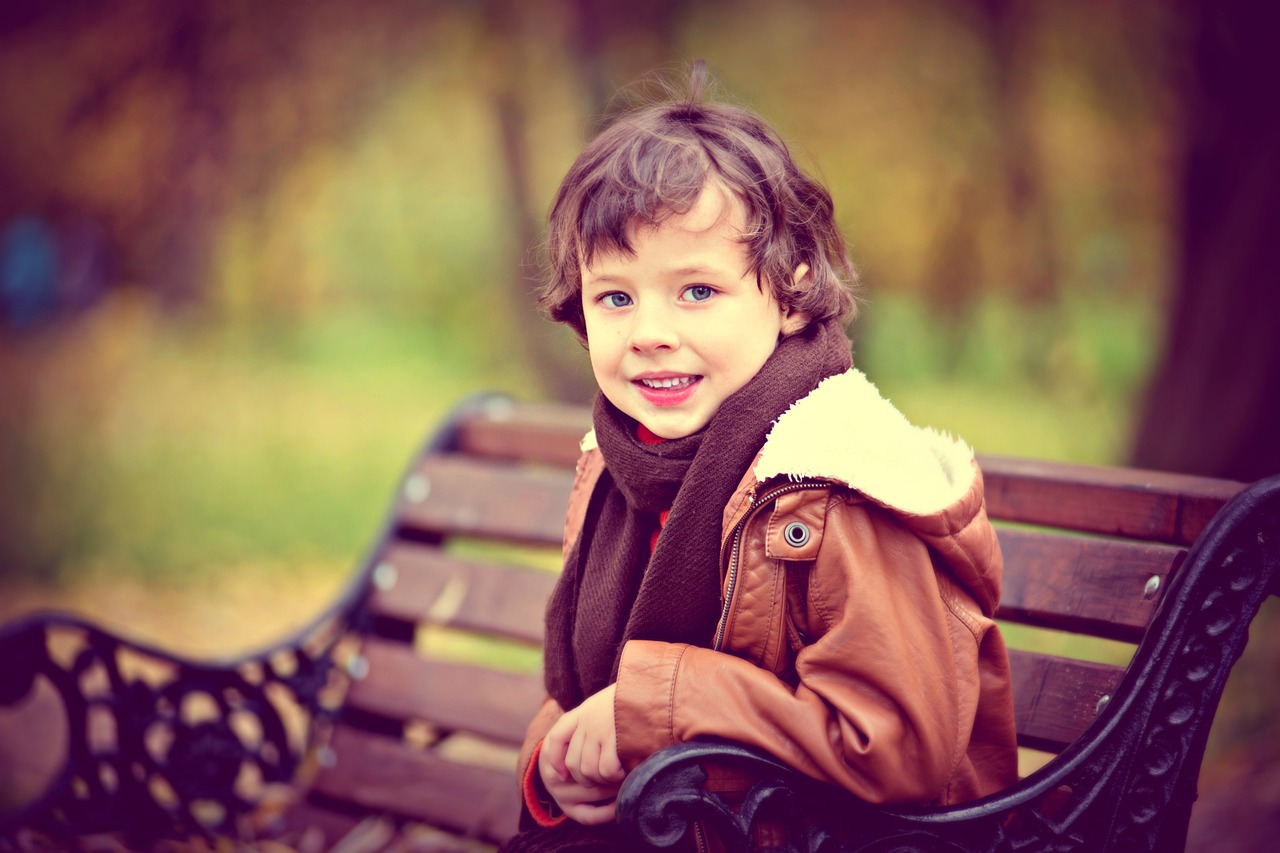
[783,521,810,548]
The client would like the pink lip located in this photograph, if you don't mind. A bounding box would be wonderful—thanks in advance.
[632,374,701,407]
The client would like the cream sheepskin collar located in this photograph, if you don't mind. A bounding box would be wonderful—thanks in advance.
[754,369,977,517]
[577,369,976,517]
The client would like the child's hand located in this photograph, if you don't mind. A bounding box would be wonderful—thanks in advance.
[540,684,625,824]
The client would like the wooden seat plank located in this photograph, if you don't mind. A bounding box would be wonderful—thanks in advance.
[995,528,1185,642]
[1007,648,1125,754]
[311,725,520,840]
[397,456,575,546]
[344,639,545,745]
[979,456,1242,545]
[455,400,590,467]
[369,542,558,645]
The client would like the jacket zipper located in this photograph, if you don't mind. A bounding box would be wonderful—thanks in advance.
[713,480,825,651]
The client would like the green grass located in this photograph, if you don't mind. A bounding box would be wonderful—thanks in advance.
[0,295,544,583]
[1,286,1155,591]
[856,291,1156,463]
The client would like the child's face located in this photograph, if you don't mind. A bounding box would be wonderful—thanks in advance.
[581,185,807,439]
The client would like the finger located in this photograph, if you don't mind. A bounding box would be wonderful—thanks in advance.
[561,797,618,826]
[564,724,587,783]
[598,741,625,783]
[576,732,602,784]
[539,749,569,790]
[542,723,574,781]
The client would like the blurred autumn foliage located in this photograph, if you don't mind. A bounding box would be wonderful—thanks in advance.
[0,0,1278,844]
[1,0,1201,581]
[0,0,1185,328]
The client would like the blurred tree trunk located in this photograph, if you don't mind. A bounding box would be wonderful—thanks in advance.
[1137,5,1280,849]
[938,0,1059,378]
[1131,0,1280,482]
[481,0,595,402]
[481,0,688,403]
[973,0,1058,308]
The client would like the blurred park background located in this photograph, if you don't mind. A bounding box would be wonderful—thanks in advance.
[1,0,1277,845]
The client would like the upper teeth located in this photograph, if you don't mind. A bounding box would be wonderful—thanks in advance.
[642,377,694,389]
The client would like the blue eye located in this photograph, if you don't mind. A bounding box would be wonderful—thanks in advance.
[684,285,714,302]
[601,292,633,308]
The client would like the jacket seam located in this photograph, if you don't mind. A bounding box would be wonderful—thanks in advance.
[763,557,782,669]
[803,492,848,633]
[936,511,985,643]
[725,481,756,534]
[936,513,978,803]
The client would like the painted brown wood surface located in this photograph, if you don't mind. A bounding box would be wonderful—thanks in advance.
[396,456,575,546]
[344,638,545,745]
[455,400,590,467]
[446,402,1244,544]
[310,725,520,841]
[332,399,1243,842]
[368,542,557,644]
[1007,649,1125,754]
[278,800,366,851]
[979,455,1243,545]
[995,528,1185,642]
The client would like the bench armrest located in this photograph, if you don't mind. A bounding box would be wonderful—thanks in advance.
[617,475,1280,852]
[0,594,366,845]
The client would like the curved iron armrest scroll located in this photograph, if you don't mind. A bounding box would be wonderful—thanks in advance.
[617,474,1280,853]
[0,394,504,847]
[0,598,367,846]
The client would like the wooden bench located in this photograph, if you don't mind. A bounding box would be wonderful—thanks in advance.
[0,393,1275,852]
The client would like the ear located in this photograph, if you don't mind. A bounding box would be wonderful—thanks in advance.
[779,263,812,336]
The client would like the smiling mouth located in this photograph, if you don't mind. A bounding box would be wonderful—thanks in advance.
[637,376,699,390]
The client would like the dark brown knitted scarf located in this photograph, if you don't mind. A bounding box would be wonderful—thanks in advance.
[543,319,852,710]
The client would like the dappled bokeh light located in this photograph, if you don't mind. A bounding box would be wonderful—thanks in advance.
[0,0,1183,587]
[1,1,1277,844]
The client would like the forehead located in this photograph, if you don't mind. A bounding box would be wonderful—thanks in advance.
[581,183,748,272]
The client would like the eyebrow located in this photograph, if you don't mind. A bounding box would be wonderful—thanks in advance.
[581,273,628,289]
[669,265,719,278]
[581,263,736,290]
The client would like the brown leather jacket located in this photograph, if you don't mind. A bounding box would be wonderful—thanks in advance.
[517,370,1019,825]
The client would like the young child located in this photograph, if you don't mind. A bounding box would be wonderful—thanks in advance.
[504,63,1018,851]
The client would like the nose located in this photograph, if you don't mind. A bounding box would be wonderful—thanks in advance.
[628,301,679,354]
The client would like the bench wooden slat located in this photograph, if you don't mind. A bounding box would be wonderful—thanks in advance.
[279,800,368,851]
[443,404,1247,546]
[369,542,558,644]
[344,639,545,744]
[311,725,519,841]
[995,528,1184,642]
[455,400,590,467]
[397,456,576,546]
[1007,648,1125,754]
[979,456,1242,545]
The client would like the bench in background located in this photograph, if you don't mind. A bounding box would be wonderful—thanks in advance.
[0,393,1275,852]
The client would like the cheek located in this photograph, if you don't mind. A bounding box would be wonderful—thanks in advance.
[585,332,620,378]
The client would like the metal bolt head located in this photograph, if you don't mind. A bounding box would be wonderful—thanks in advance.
[404,474,430,503]
[373,562,398,591]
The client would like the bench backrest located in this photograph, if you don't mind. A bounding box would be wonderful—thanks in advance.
[302,395,1244,845]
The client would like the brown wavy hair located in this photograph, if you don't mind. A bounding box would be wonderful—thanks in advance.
[541,62,858,340]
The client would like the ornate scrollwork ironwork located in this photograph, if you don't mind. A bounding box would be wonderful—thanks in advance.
[0,583,368,847]
[0,393,506,849]
[618,475,1280,852]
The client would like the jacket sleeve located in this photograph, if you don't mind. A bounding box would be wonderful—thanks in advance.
[613,496,978,805]
[515,695,568,828]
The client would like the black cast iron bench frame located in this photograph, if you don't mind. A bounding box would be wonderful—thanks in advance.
[1,393,1275,852]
